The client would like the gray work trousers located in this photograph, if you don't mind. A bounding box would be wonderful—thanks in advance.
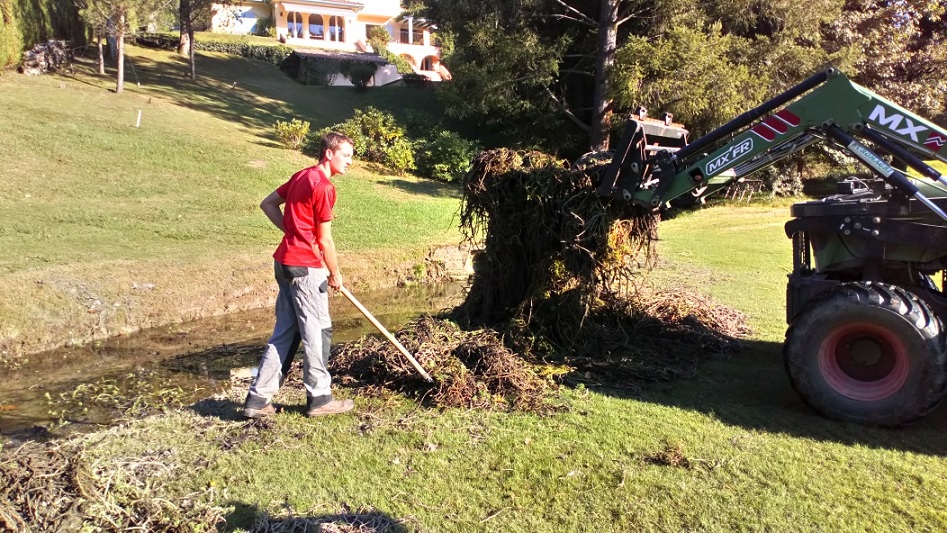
[246,262,333,408]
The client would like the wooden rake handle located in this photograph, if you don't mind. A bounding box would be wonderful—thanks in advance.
[339,286,434,383]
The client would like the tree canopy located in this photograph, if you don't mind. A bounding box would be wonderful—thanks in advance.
[418,0,947,155]
[77,0,168,92]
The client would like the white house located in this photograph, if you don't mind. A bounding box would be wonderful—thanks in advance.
[210,0,450,85]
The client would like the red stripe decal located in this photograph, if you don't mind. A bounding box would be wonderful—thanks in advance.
[775,109,801,126]
[751,124,777,141]
[764,116,789,134]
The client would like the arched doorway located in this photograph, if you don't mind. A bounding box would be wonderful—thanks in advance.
[308,14,324,40]
[287,12,303,38]
[327,16,345,42]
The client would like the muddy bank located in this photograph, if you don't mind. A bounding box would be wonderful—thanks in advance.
[1,282,467,438]
[0,245,474,362]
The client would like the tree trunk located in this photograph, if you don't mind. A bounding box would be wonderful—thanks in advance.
[590,0,619,151]
[97,35,105,75]
[178,0,191,55]
[189,26,196,80]
[116,13,125,94]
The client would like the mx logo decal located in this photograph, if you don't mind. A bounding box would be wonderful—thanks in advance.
[750,109,802,142]
[705,138,754,176]
[868,104,928,142]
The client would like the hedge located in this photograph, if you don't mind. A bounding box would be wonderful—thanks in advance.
[136,32,294,66]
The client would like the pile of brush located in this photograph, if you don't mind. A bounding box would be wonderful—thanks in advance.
[331,148,748,409]
[331,316,558,412]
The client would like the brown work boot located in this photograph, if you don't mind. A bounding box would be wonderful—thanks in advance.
[242,403,277,419]
[306,399,355,417]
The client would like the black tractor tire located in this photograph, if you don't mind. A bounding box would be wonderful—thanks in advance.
[784,282,947,426]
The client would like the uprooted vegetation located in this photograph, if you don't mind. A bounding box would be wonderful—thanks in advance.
[330,149,750,411]
[0,437,224,532]
[0,419,404,532]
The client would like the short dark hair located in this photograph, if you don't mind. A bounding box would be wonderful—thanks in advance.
[320,131,354,160]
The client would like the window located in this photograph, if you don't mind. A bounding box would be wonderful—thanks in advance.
[398,28,421,44]
[287,12,303,38]
[398,28,424,44]
[308,14,324,39]
[327,16,344,42]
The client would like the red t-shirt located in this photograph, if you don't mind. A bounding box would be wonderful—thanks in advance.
[272,166,336,268]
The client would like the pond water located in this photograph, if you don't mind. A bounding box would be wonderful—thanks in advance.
[0,282,466,442]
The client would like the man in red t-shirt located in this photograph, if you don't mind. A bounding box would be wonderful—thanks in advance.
[243,131,356,418]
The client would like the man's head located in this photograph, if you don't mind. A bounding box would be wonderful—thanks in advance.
[320,131,355,176]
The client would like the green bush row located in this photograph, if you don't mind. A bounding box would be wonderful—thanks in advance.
[136,32,293,65]
[305,106,478,181]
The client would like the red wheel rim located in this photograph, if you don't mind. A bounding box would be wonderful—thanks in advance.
[818,322,910,401]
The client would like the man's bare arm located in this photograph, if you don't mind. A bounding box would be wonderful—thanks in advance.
[316,220,342,290]
[260,191,286,232]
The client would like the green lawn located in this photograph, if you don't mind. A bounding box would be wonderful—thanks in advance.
[0,45,462,357]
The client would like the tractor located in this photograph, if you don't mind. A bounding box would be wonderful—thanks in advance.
[598,68,947,425]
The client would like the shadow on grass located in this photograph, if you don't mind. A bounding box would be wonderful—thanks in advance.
[74,47,450,136]
[600,338,947,457]
[190,397,245,422]
[383,178,462,199]
[222,501,409,532]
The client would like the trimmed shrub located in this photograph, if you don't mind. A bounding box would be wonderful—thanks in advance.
[275,118,310,150]
[311,107,415,175]
[311,107,476,179]
[255,15,275,37]
[415,130,478,182]
[341,60,377,90]
[303,56,341,86]
[386,137,416,174]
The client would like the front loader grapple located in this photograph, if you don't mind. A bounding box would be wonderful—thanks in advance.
[599,68,947,425]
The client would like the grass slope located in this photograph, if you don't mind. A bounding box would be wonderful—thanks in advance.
[0,46,462,357]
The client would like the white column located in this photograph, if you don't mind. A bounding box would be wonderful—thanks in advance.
[407,16,413,45]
